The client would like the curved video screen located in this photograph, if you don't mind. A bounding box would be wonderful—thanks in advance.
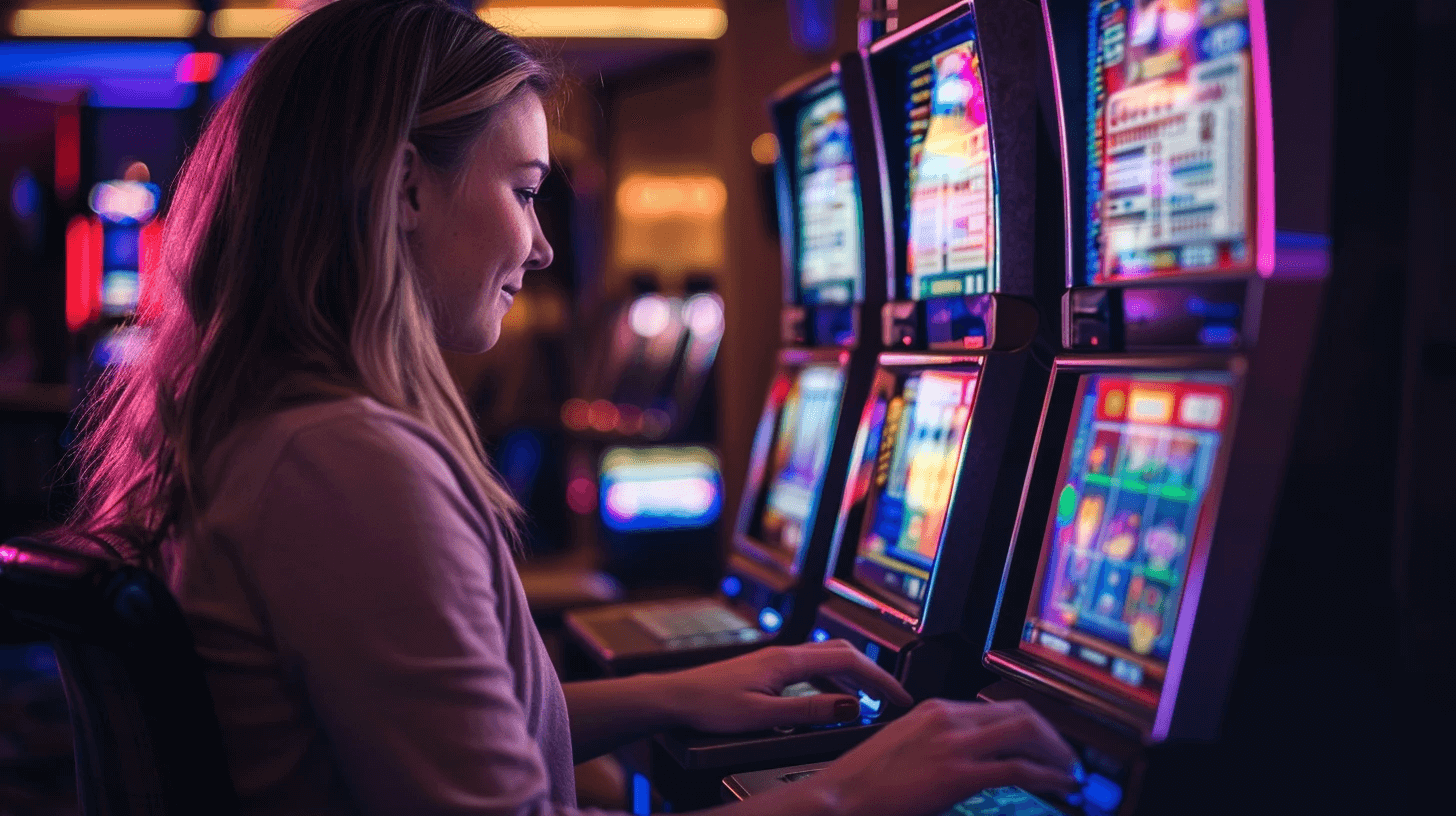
[1087,0,1258,283]
[906,36,996,299]
[795,83,865,307]
[872,6,998,301]
[754,364,848,562]
[1021,372,1233,707]
[846,368,980,616]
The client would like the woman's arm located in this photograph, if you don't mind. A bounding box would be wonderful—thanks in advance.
[564,641,915,762]
[562,673,682,762]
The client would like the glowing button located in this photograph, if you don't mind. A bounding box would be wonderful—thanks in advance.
[720,575,743,598]
[758,607,783,633]
[858,690,882,718]
[810,628,830,643]
[1083,774,1123,813]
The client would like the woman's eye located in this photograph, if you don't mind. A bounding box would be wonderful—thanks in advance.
[516,188,541,204]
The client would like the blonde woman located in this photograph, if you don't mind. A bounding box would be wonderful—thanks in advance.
[66,1,1078,813]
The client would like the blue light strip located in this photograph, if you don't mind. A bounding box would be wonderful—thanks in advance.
[0,41,195,108]
[631,773,650,816]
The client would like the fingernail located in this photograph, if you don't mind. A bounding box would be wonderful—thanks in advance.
[833,698,859,722]
[1070,761,1086,785]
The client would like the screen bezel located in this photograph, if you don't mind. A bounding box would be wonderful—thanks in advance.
[772,68,868,309]
[735,350,853,578]
[823,357,984,628]
[985,355,1244,737]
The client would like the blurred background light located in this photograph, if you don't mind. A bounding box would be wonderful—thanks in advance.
[0,41,197,108]
[616,173,726,219]
[175,51,221,83]
[210,7,300,39]
[479,3,726,40]
[750,132,778,165]
[10,169,41,221]
[628,293,673,338]
[9,5,204,38]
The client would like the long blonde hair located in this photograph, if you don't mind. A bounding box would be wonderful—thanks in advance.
[68,0,557,566]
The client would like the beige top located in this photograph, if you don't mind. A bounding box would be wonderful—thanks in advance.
[165,396,608,815]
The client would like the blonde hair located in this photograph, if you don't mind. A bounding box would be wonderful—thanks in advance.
[68,0,558,566]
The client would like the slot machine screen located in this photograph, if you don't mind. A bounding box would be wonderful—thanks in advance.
[793,83,865,306]
[1086,0,1258,283]
[600,446,722,534]
[846,368,979,616]
[1020,372,1233,708]
[877,9,998,300]
[752,364,848,564]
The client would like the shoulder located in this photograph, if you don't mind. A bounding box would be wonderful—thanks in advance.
[205,397,490,543]
[212,397,449,485]
[196,397,512,607]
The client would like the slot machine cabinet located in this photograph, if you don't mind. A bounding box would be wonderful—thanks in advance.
[563,56,890,678]
[967,1,1356,814]
[653,0,1069,806]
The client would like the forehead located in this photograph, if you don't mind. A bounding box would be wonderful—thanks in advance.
[478,92,549,165]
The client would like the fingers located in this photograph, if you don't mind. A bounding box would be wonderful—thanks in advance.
[967,758,1080,797]
[897,699,1077,772]
[955,704,1078,771]
[762,692,864,726]
[920,697,1049,729]
[775,641,914,707]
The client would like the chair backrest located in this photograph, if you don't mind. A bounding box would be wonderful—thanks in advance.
[0,536,238,816]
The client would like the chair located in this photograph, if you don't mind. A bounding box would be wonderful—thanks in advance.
[0,536,238,816]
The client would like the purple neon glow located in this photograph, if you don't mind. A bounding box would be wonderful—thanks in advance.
[1250,0,1276,278]
[827,576,920,628]
[1041,1,1075,290]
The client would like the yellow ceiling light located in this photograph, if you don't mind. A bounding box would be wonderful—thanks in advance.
[210,7,300,38]
[9,4,204,38]
[479,4,727,40]
[617,173,726,219]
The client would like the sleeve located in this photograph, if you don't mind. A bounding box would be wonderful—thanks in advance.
[242,414,611,816]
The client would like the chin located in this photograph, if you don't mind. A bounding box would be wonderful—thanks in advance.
[437,324,501,355]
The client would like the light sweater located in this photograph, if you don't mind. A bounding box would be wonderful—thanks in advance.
[164,396,610,815]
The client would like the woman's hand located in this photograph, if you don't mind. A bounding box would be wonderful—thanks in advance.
[665,639,914,733]
[802,698,1080,816]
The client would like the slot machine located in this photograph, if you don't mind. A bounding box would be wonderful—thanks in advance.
[730,0,1351,813]
[652,0,1063,805]
[563,56,889,676]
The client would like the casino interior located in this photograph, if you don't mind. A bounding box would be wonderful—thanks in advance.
[0,1,1451,814]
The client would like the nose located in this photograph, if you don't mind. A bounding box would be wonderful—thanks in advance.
[526,220,553,271]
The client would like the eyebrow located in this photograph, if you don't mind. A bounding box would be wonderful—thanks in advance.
[519,160,550,182]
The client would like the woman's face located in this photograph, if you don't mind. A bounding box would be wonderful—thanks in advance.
[406,92,554,353]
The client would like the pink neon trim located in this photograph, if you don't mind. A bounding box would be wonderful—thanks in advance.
[1250,0,1276,277]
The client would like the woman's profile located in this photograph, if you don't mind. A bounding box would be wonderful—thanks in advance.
[63,1,1078,813]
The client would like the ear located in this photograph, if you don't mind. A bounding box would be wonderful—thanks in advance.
[398,143,423,232]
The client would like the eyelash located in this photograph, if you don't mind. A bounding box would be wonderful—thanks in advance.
[517,188,545,204]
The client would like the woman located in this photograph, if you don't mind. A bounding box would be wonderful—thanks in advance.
[67,1,1078,813]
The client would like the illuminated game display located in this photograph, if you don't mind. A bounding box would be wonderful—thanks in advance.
[1087,0,1257,283]
[795,86,864,306]
[600,446,723,534]
[849,369,979,613]
[759,364,847,559]
[1021,373,1232,706]
[904,27,997,299]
